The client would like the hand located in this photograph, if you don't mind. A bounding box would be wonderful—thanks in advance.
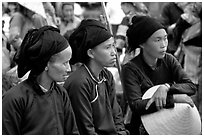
[173,94,194,107]
[145,85,169,110]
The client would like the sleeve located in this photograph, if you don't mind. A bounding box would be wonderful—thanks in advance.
[106,70,129,135]
[167,54,197,95]
[121,64,174,116]
[173,17,191,46]
[64,80,97,135]
[2,89,24,135]
[63,90,79,135]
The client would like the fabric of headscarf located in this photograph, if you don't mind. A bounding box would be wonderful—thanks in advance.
[14,26,68,78]
[68,19,112,65]
[126,16,164,52]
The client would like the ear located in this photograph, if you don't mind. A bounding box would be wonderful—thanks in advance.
[87,49,94,59]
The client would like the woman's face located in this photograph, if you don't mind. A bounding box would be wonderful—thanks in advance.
[142,29,168,59]
[90,37,117,67]
[47,46,72,82]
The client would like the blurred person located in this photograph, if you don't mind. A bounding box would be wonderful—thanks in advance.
[59,2,81,40]
[173,2,202,116]
[122,16,197,134]
[160,2,188,55]
[64,19,129,135]
[80,2,103,21]
[8,2,47,51]
[115,2,149,65]
[43,2,60,28]
[2,26,79,135]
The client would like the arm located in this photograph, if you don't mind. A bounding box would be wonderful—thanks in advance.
[2,90,23,135]
[121,64,174,116]
[9,12,23,50]
[65,81,97,135]
[167,54,197,95]
[106,71,129,135]
[63,90,79,135]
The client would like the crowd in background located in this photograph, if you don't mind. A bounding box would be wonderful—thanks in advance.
[2,2,202,132]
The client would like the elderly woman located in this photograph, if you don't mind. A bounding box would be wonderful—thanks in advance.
[64,19,129,135]
[2,26,79,135]
[121,16,197,134]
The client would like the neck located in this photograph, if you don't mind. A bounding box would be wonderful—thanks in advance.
[142,51,157,67]
[36,72,53,91]
[86,60,103,80]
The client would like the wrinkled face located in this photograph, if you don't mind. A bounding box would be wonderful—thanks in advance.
[62,4,74,21]
[90,37,117,67]
[142,29,168,59]
[47,46,72,82]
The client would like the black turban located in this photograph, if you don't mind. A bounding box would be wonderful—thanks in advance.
[127,16,164,52]
[14,26,68,78]
[68,19,112,65]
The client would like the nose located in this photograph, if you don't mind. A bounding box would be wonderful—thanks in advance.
[161,39,168,49]
[65,63,71,73]
[111,45,117,56]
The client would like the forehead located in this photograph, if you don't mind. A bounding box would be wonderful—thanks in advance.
[149,29,167,39]
[62,4,74,10]
[53,46,72,61]
[96,37,114,47]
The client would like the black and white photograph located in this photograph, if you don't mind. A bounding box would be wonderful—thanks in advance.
[2,1,202,135]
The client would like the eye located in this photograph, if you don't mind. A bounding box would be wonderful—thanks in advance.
[105,45,111,49]
[63,61,69,66]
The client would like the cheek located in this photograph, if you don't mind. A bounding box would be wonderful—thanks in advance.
[49,64,64,76]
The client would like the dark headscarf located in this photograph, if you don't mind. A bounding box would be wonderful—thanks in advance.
[14,26,68,78]
[68,19,112,65]
[127,16,164,52]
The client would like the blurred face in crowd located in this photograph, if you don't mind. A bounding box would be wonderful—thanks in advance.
[47,46,72,82]
[141,29,168,59]
[183,2,202,17]
[88,37,117,67]
[62,4,74,22]
[83,9,102,21]
[121,3,135,16]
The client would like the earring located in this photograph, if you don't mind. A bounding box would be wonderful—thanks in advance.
[45,67,48,71]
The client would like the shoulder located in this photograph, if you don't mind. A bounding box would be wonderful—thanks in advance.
[64,66,91,89]
[102,68,114,79]
[3,80,31,102]
[164,53,178,63]
[122,55,141,70]
[74,16,82,23]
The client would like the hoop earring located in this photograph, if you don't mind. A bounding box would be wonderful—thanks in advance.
[45,67,48,71]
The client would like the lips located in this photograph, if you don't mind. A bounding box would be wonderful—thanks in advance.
[63,75,69,79]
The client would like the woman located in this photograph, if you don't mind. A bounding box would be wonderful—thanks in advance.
[64,19,129,135]
[121,16,197,134]
[2,26,79,135]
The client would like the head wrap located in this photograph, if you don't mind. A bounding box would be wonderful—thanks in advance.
[126,16,164,52]
[69,19,112,65]
[14,26,68,78]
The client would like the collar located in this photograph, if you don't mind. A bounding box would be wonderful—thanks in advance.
[84,64,106,84]
[139,51,162,70]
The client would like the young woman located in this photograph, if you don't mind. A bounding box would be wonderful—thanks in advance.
[64,19,129,135]
[2,26,79,135]
[121,16,197,134]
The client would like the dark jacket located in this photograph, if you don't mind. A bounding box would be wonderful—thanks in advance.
[121,52,197,134]
[2,75,79,135]
[64,65,129,135]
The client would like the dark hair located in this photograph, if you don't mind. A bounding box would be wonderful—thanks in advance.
[61,2,74,10]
